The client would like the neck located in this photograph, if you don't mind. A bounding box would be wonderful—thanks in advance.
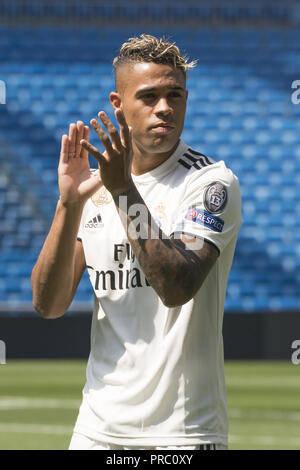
[131,140,180,176]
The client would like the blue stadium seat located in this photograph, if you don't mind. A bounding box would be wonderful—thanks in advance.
[0,25,299,312]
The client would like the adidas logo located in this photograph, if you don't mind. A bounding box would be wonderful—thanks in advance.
[84,213,104,229]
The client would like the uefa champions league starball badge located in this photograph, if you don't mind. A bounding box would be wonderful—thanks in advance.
[91,186,113,207]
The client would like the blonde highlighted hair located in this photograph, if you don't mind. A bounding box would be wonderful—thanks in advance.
[113,34,197,78]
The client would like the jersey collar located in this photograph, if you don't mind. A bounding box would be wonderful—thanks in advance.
[131,140,188,184]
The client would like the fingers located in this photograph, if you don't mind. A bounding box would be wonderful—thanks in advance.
[75,121,84,157]
[60,134,69,164]
[90,117,114,154]
[63,121,87,161]
[80,139,106,168]
[91,112,123,152]
[61,111,128,166]
[68,123,77,157]
[115,109,131,149]
[80,125,90,159]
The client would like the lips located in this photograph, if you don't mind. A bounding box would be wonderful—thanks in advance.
[152,122,175,129]
[151,122,175,133]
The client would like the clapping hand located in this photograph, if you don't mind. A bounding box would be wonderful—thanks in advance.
[80,109,133,197]
[58,121,102,206]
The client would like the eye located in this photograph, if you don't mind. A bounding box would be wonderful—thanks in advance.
[168,91,182,98]
[141,93,155,100]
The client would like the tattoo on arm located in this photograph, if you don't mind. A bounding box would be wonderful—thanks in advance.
[113,186,219,306]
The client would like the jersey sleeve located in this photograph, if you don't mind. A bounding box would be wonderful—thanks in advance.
[169,163,242,253]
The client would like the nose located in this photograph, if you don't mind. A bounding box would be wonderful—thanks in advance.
[154,97,172,116]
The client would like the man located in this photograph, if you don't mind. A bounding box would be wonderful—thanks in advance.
[31,34,242,450]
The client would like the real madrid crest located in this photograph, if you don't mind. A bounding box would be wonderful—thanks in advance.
[91,185,112,207]
[153,202,167,227]
[204,181,227,214]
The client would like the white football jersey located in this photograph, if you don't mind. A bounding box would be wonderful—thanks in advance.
[73,140,242,446]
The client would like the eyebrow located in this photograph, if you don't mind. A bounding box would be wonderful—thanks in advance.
[135,85,185,97]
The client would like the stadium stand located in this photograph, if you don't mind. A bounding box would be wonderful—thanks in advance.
[1,2,300,315]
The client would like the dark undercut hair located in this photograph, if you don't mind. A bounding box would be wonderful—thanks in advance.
[113,34,196,90]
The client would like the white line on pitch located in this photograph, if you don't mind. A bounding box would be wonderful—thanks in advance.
[0,423,300,448]
[229,407,300,422]
[229,434,300,447]
[0,423,73,435]
[0,397,80,409]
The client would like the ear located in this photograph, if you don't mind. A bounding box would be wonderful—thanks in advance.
[110,92,122,110]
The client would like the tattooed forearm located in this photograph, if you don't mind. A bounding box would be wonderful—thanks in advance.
[112,185,219,307]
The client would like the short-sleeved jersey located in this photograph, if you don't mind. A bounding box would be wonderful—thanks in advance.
[74,140,242,447]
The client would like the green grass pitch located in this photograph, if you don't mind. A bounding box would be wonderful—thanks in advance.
[0,360,299,450]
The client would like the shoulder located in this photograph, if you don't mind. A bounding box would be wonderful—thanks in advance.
[175,145,241,218]
[176,146,216,173]
[178,144,240,191]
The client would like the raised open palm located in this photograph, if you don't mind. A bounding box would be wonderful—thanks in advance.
[58,121,102,205]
